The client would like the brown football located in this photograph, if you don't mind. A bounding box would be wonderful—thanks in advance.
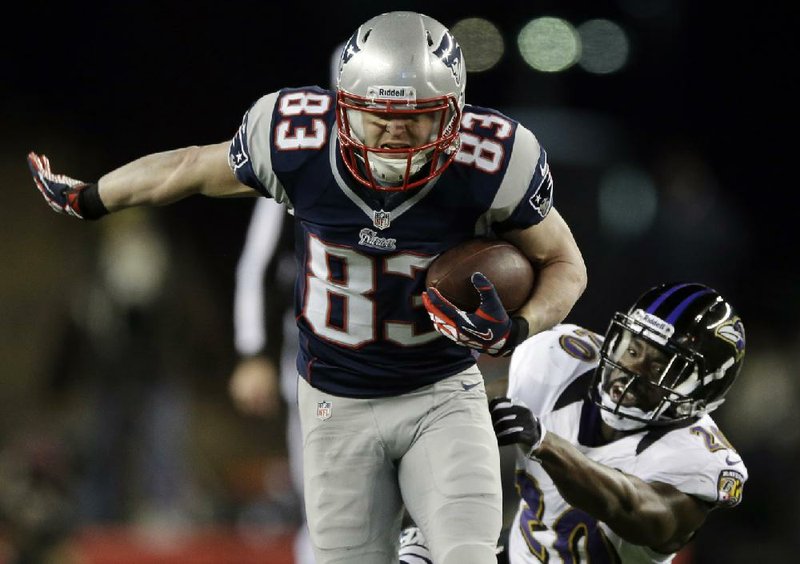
[425,238,535,313]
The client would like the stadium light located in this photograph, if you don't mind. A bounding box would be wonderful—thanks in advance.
[451,17,505,72]
[598,165,658,237]
[577,19,630,74]
[517,17,580,73]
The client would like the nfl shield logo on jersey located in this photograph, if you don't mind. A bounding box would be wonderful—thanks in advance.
[373,210,391,230]
[316,400,332,421]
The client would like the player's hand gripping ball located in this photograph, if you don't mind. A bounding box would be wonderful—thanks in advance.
[425,238,534,312]
[422,238,534,356]
[423,272,529,356]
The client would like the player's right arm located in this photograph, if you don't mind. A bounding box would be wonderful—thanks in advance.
[98,143,256,210]
[491,400,711,553]
[492,325,711,554]
[28,142,257,219]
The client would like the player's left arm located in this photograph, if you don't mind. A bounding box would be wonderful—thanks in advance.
[501,207,587,337]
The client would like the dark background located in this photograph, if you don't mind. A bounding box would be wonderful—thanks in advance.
[1,1,797,562]
[6,0,794,326]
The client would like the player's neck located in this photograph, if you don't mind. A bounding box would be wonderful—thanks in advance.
[600,421,641,443]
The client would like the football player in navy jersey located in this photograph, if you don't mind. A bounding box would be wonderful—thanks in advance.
[27,11,587,563]
[485,282,748,563]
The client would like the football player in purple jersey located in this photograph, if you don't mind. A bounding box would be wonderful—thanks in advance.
[27,11,586,564]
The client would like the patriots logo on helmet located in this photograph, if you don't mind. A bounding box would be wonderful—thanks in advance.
[340,31,361,64]
[432,32,463,85]
[716,316,745,360]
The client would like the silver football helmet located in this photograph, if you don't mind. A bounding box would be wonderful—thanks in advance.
[336,11,466,191]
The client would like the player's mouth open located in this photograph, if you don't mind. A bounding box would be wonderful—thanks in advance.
[610,379,638,406]
[382,143,410,149]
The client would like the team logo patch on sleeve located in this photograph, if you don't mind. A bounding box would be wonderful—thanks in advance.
[716,469,744,507]
[529,160,553,218]
[228,115,251,171]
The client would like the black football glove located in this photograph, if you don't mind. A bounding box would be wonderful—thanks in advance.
[489,396,546,458]
[27,152,105,219]
[422,272,529,356]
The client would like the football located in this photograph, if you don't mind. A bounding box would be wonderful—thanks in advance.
[425,238,535,313]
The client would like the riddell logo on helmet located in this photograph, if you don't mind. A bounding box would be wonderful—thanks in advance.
[631,309,674,341]
[367,86,417,100]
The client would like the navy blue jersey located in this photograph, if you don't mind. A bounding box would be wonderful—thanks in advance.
[229,86,554,398]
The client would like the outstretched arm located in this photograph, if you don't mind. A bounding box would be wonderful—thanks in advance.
[28,142,256,219]
[489,398,711,553]
[536,432,710,553]
[98,142,255,210]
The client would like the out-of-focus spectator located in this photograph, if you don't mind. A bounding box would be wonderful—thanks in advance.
[0,433,83,564]
[43,209,225,528]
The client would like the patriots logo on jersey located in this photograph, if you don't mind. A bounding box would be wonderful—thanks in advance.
[229,119,251,171]
[432,32,464,86]
[358,228,396,250]
[529,161,553,218]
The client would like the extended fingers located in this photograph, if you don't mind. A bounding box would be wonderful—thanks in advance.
[27,152,43,176]
[471,271,494,293]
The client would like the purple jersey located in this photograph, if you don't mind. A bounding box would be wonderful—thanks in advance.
[229,86,554,398]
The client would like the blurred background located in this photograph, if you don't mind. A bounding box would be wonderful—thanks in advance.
[1,0,796,562]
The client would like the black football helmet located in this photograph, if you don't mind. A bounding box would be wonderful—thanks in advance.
[592,282,746,430]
